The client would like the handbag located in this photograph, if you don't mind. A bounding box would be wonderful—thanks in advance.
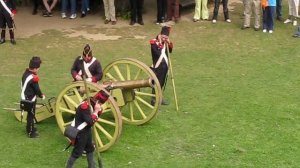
[20,100,34,112]
[63,119,87,140]
[64,125,80,140]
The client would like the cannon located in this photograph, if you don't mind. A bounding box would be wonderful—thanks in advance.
[4,58,162,152]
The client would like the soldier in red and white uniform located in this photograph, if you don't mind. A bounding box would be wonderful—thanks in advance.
[71,44,103,83]
[150,26,173,105]
[21,57,45,138]
[66,90,109,168]
[0,0,17,44]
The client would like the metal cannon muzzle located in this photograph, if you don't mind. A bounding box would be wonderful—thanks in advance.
[102,78,155,90]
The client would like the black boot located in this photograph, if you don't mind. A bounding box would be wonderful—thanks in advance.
[87,152,96,168]
[0,29,5,44]
[9,29,16,45]
[66,156,77,168]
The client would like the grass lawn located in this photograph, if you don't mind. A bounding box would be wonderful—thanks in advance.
[1,3,300,168]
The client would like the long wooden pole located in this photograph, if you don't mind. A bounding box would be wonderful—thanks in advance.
[165,43,179,111]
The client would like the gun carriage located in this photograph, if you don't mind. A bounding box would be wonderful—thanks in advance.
[5,58,162,152]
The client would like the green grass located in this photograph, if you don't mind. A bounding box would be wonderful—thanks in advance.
[1,4,300,168]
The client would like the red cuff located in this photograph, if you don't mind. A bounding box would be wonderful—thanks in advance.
[72,73,78,79]
[168,42,173,49]
[91,114,98,121]
[11,10,17,15]
[92,77,97,83]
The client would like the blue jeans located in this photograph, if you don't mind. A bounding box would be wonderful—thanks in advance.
[61,0,77,14]
[81,0,90,13]
[262,6,275,31]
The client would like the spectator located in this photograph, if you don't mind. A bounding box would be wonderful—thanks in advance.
[42,0,58,17]
[283,0,298,26]
[212,0,231,23]
[81,0,90,18]
[129,0,144,25]
[241,0,261,31]
[262,0,276,33]
[103,0,117,25]
[193,0,209,22]
[276,0,283,21]
[167,0,180,23]
[292,26,300,37]
[32,0,42,15]
[61,0,77,19]
[156,0,167,24]
[71,44,103,83]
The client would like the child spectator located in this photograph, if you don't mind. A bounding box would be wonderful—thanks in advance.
[262,0,276,33]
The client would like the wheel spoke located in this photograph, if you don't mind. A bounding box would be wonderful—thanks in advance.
[95,123,113,140]
[129,102,134,121]
[59,107,76,114]
[63,121,73,127]
[94,127,104,147]
[72,88,83,102]
[135,95,154,109]
[105,72,117,81]
[98,118,116,126]
[133,99,147,119]
[126,64,131,80]
[113,65,125,81]
[134,68,142,80]
[135,91,155,97]
[63,94,78,108]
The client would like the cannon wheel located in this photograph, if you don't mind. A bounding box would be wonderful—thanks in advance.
[55,82,122,152]
[103,58,162,125]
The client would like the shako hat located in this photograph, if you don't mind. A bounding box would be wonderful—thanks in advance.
[29,56,42,69]
[83,44,92,57]
[160,26,171,36]
[93,90,109,104]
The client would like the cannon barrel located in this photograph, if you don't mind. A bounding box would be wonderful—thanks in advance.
[102,78,154,90]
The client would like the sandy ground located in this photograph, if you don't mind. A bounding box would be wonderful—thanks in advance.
[14,1,240,40]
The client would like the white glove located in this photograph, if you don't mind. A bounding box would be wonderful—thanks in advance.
[86,78,92,82]
[75,75,83,81]
[42,94,46,100]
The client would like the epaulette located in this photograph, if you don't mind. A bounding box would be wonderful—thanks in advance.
[32,75,39,82]
[150,39,157,45]
[80,101,89,110]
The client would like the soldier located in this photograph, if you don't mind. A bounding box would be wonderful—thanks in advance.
[150,26,173,105]
[0,0,16,45]
[65,90,109,168]
[21,57,45,138]
[71,44,103,83]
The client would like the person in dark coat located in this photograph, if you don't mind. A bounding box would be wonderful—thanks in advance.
[0,0,16,44]
[156,0,167,24]
[166,0,180,23]
[150,26,173,105]
[21,56,45,138]
[129,0,144,25]
[65,89,109,168]
[71,44,103,83]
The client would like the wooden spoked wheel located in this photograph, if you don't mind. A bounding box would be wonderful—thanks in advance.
[103,58,162,125]
[55,82,122,152]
